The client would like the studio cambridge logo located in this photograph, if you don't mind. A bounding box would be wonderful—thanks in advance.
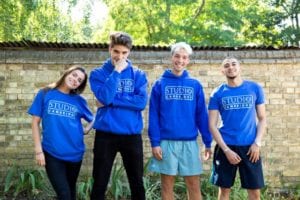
[47,100,78,119]
[222,95,253,110]
[165,86,194,101]
[117,79,134,93]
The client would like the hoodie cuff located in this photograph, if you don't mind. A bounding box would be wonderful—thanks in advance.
[151,140,160,148]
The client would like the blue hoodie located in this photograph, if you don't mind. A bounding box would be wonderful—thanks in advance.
[89,59,148,134]
[148,69,212,148]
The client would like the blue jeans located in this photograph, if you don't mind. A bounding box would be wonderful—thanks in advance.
[91,131,145,200]
[44,151,82,200]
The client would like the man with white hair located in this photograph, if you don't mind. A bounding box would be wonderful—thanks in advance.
[148,42,212,200]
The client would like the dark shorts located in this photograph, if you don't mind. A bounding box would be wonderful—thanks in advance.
[210,145,264,189]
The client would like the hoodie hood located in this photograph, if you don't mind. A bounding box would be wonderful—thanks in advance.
[162,69,189,79]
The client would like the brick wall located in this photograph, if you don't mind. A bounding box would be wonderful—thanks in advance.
[1,47,300,189]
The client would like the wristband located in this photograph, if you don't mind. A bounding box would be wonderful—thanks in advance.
[36,152,43,155]
[223,148,230,153]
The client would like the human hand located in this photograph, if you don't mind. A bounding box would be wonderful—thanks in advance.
[203,148,212,160]
[96,100,104,108]
[247,143,260,163]
[224,149,241,165]
[113,59,127,73]
[84,127,91,135]
[35,152,45,166]
[152,146,163,160]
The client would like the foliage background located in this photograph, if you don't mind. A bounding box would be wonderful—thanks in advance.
[0,0,299,46]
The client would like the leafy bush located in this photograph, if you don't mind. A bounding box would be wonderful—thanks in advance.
[77,176,93,200]
[76,164,131,200]
[2,165,54,199]
[1,164,299,200]
[106,164,130,200]
[200,174,218,199]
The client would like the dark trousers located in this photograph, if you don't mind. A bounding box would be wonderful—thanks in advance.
[90,131,145,200]
[44,151,82,200]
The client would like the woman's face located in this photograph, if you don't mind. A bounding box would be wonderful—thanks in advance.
[64,69,86,90]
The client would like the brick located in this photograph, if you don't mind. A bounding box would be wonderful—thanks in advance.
[295,99,300,104]
[283,168,300,177]
[270,99,286,104]
[7,64,23,70]
[268,93,283,98]
[6,94,17,100]
[286,88,295,93]
[282,82,298,87]
[17,94,34,100]
[8,82,18,87]
[5,88,21,94]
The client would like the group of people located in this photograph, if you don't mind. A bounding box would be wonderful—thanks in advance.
[28,31,266,200]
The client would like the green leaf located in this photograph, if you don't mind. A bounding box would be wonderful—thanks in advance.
[4,166,17,193]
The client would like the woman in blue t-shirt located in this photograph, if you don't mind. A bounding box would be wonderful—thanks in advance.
[28,65,94,200]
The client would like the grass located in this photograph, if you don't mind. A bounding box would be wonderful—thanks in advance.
[1,164,299,200]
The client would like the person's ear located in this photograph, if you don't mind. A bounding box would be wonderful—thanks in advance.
[221,68,225,75]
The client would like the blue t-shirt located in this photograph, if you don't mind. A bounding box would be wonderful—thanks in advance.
[28,89,94,162]
[208,80,265,145]
[148,69,212,148]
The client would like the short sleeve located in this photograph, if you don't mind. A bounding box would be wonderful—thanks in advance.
[27,89,45,117]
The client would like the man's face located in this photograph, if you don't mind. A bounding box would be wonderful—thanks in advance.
[222,58,241,79]
[109,45,130,64]
[171,48,190,75]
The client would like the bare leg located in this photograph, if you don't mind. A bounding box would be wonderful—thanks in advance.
[184,175,202,200]
[218,187,231,200]
[247,189,260,200]
[161,174,176,200]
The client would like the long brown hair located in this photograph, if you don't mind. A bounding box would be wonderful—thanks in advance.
[45,65,88,95]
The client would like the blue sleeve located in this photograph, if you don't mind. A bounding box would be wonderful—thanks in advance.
[27,89,44,117]
[89,68,120,105]
[79,96,94,123]
[148,82,161,147]
[196,85,212,148]
[255,84,265,105]
[112,70,148,111]
[208,88,219,110]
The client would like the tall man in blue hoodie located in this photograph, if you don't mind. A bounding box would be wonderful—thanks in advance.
[148,42,212,200]
[89,32,147,200]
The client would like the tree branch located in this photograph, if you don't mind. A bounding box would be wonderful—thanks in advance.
[193,0,205,20]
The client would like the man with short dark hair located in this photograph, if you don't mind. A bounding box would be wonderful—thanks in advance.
[209,57,266,200]
[89,32,147,200]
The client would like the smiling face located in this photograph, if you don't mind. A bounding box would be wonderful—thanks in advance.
[171,48,190,76]
[109,44,130,65]
[63,69,86,90]
[222,58,241,80]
